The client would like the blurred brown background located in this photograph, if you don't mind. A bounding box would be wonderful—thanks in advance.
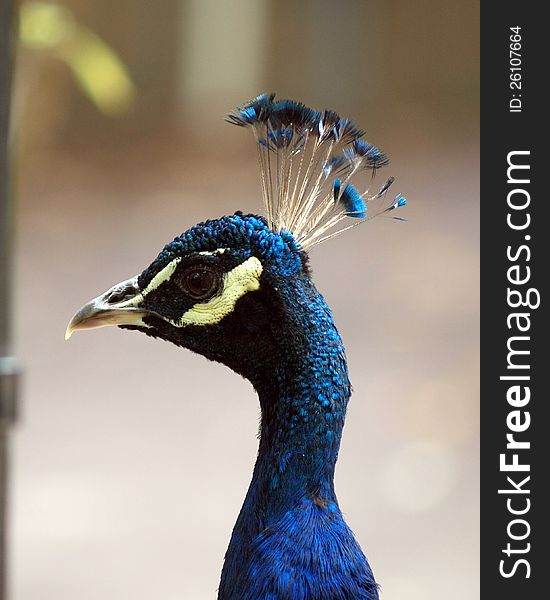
[11,1,479,598]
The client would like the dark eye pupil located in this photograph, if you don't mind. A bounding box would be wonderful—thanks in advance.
[184,268,218,299]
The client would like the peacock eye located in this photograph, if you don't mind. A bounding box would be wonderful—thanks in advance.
[178,266,222,301]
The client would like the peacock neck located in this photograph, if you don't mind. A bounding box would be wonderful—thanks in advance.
[247,283,351,523]
[217,279,375,600]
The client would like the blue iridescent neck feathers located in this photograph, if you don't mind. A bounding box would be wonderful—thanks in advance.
[214,221,378,599]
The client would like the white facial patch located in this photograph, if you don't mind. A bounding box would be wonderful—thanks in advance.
[178,256,263,326]
[117,252,263,327]
[141,258,182,297]
[199,248,229,256]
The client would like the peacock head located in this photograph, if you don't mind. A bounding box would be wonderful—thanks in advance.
[66,212,313,385]
[66,94,406,386]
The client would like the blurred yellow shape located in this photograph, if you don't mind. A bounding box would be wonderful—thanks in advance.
[20,2,75,48]
[58,29,135,115]
[20,1,135,115]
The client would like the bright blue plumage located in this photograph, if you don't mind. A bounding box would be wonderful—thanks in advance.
[339,182,367,218]
[67,94,407,600]
[192,217,377,599]
[126,213,381,597]
[140,214,378,600]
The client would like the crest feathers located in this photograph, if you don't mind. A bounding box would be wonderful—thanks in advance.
[227,93,407,249]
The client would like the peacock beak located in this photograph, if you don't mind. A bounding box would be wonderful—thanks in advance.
[65,275,154,340]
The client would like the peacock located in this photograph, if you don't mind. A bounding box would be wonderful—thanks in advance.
[66,93,406,600]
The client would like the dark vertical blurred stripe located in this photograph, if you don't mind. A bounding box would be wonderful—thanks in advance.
[0,1,14,354]
[1,1,17,599]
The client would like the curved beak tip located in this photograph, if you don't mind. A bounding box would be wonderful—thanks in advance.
[65,309,88,340]
[65,275,147,341]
